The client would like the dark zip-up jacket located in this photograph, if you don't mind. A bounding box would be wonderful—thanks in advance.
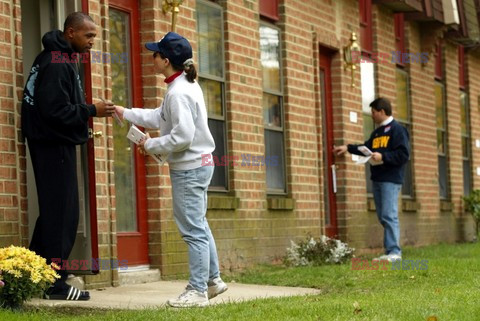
[348,119,410,184]
[21,30,96,144]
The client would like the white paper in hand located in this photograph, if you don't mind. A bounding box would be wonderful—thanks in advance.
[127,125,168,165]
[355,146,383,166]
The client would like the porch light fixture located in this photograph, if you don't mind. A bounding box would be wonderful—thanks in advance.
[343,32,361,87]
[162,0,183,32]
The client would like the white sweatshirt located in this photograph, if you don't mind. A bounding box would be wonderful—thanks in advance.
[123,73,215,170]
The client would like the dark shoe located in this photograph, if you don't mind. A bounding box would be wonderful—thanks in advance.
[43,286,90,301]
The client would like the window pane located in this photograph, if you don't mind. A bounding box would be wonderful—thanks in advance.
[462,137,469,158]
[435,83,445,130]
[110,8,137,232]
[463,160,471,196]
[399,122,413,197]
[197,1,223,77]
[199,78,223,117]
[265,130,285,191]
[460,91,467,135]
[402,159,413,196]
[263,93,281,128]
[361,61,375,113]
[208,119,227,189]
[437,130,445,154]
[396,69,409,122]
[260,26,280,92]
[363,114,374,194]
[363,114,374,140]
[438,155,448,199]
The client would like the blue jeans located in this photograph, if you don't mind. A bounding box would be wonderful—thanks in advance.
[372,181,402,255]
[170,165,219,292]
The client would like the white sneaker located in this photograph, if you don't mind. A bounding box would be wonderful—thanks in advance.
[373,254,402,262]
[167,286,209,308]
[207,277,228,299]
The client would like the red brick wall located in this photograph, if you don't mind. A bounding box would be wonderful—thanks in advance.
[0,0,23,247]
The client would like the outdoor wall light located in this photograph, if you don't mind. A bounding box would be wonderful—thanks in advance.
[343,32,361,88]
[162,0,183,32]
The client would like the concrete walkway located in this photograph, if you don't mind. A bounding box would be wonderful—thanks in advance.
[28,280,321,309]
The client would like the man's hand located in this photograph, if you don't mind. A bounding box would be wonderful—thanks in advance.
[371,152,383,162]
[94,99,115,117]
[333,145,348,156]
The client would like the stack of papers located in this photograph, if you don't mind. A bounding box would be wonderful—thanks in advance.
[127,125,168,165]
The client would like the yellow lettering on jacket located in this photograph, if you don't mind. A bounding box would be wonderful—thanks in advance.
[372,136,390,149]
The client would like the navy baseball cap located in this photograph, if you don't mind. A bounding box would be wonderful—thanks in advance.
[145,32,192,66]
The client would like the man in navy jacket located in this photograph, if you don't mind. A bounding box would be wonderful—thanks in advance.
[334,97,410,262]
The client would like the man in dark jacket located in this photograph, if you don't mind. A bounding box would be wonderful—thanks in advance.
[333,97,410,262]
[22,12,115,300]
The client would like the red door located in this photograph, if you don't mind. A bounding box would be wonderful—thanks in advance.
[109,0,149,266]
[319,48,338,238]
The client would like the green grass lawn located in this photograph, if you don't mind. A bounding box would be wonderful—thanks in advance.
[1,242,479,320]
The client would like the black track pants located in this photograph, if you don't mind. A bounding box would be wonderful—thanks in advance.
[27,139,79,283]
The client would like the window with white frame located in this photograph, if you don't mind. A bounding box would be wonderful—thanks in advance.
[260,24,286,193]
[196,0,227,190]
[460,91,471,196]
[395,68,413,197]
[435,81,448,199]
[459,46,472,196]
[435,44,449,199]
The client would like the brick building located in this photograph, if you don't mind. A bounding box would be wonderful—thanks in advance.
[0,0,478,288]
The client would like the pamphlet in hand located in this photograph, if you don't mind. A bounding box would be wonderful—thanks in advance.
[354,146,383,166]
[127,125,168,165]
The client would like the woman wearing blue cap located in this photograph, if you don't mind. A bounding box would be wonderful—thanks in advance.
[115,32,227,307]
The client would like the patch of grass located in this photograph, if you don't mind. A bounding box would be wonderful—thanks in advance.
[1,243,478,320]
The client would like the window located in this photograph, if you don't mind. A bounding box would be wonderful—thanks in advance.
[396,68,413,197]
[460,91,471,196]
[260,24,285,193]
[196,0,227,190]
[435,43,448,199]
[394,13,412,197]
[459,46,472,196]
[360,60,376,194]
[435,81,448,199]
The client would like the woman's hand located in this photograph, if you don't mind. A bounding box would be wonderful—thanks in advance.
[114,105,125,120]
[137,132,151,155]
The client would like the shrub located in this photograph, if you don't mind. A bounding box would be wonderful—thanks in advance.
[284,235,355,267]
[0,246,59,310]
[463,189,480,241]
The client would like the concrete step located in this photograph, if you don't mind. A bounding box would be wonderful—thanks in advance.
[118,268,161,286]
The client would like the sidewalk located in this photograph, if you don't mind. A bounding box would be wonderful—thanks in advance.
[28,280,321,309]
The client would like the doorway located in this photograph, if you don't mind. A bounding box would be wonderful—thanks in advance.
[109,0,149,268]
[319,47,338,238]
[21,0,98,273]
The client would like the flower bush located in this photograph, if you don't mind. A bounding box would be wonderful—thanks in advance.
[284,235,355,267]
[0,245,59,309]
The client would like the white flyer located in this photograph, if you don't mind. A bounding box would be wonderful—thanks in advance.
[127,125,168,165]
[354,145,383,166]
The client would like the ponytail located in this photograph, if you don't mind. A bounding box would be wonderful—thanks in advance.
[170,61,197,83]
[182,58,196,83]
[184,64,197,83]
